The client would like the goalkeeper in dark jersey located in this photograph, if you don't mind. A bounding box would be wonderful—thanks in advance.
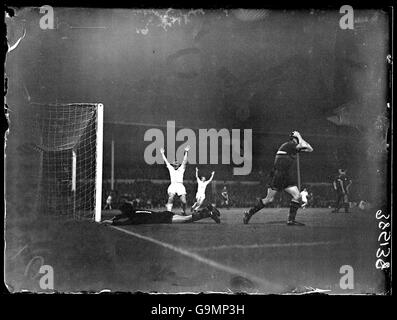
[243,131,313,226]
[102,200,220,225]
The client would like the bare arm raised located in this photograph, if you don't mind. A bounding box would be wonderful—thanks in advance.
[160,148,171,168]
[207,171,215,183]
[292,131,314,153]
[181,145,190,168]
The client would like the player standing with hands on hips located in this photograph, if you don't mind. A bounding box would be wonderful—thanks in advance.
[221,185,230,209]
[160,145,190,215]
[332,169,352,213]
[243,131,313,226]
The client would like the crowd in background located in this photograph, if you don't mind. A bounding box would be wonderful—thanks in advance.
[106,164,331,183]
[103,180,346,210]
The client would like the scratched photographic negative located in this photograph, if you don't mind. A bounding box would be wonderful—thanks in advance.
[4,5,392,295]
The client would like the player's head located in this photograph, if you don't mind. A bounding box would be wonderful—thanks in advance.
[201,176,206,182]
[338,168,346,175]
[290,132,299,144]
[172,160,181,169]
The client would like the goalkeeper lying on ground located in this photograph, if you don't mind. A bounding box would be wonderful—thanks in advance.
[101,201,221,225]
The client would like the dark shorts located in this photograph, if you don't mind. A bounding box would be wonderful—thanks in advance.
[335,192,349,203]
[268,168,296,191]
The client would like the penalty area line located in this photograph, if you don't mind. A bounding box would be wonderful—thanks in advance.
[110,225,282,291]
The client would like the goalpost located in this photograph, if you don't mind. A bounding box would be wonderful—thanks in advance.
[28,103,104,221]
[95,103,104,222]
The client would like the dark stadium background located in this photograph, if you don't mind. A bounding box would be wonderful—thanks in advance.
[4,7,391,294]
[6,9,388,204]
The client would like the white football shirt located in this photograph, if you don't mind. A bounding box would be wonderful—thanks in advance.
[197,180,210,195]
[167,164,185,184]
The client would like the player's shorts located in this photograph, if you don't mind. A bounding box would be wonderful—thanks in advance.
[167,183,186,196]
[268,168,296,191]
[195,192,205,203]
[336,192,349,203]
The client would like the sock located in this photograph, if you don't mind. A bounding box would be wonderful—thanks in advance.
[248,199,265,215]
[192,208,210,221]
[166,203,173,212]
[288,200,301,222]
[182,202,186,214]
[344,203,349,212]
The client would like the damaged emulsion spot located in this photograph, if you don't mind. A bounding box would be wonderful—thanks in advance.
[135,9,206,35]
[4,6,24,134]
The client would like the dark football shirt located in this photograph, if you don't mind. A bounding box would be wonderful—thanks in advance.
[115,201,174,225]
[334,174,352,193]
[273,140,299,171]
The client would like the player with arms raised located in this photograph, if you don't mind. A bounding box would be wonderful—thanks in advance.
[160,145,190,215]
[243,131,313,226]
[191,168,215,212]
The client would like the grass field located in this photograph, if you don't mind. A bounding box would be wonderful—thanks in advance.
[5,207,387,294]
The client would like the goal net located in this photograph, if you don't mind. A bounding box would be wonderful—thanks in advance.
[28,103,103,221]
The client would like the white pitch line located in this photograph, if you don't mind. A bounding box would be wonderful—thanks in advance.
[189,241,344,252]
[110,225,282,291]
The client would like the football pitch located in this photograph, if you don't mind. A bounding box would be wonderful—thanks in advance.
[100,207,384,294]
[5,207,386,294]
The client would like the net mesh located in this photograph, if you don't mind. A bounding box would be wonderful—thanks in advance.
[28,103,100,219]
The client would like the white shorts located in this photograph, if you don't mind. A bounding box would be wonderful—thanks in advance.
[195,193,205,203]
[167,183,186,196]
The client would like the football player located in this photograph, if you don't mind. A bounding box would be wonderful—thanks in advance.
[332,169,352,213]
[243,131,313,226]
[102,200,220,225]
[300,187,309,209]
[104,193,113,210]
[160,145,190,215]
[220,185,230,209]
[191,168,215,212]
